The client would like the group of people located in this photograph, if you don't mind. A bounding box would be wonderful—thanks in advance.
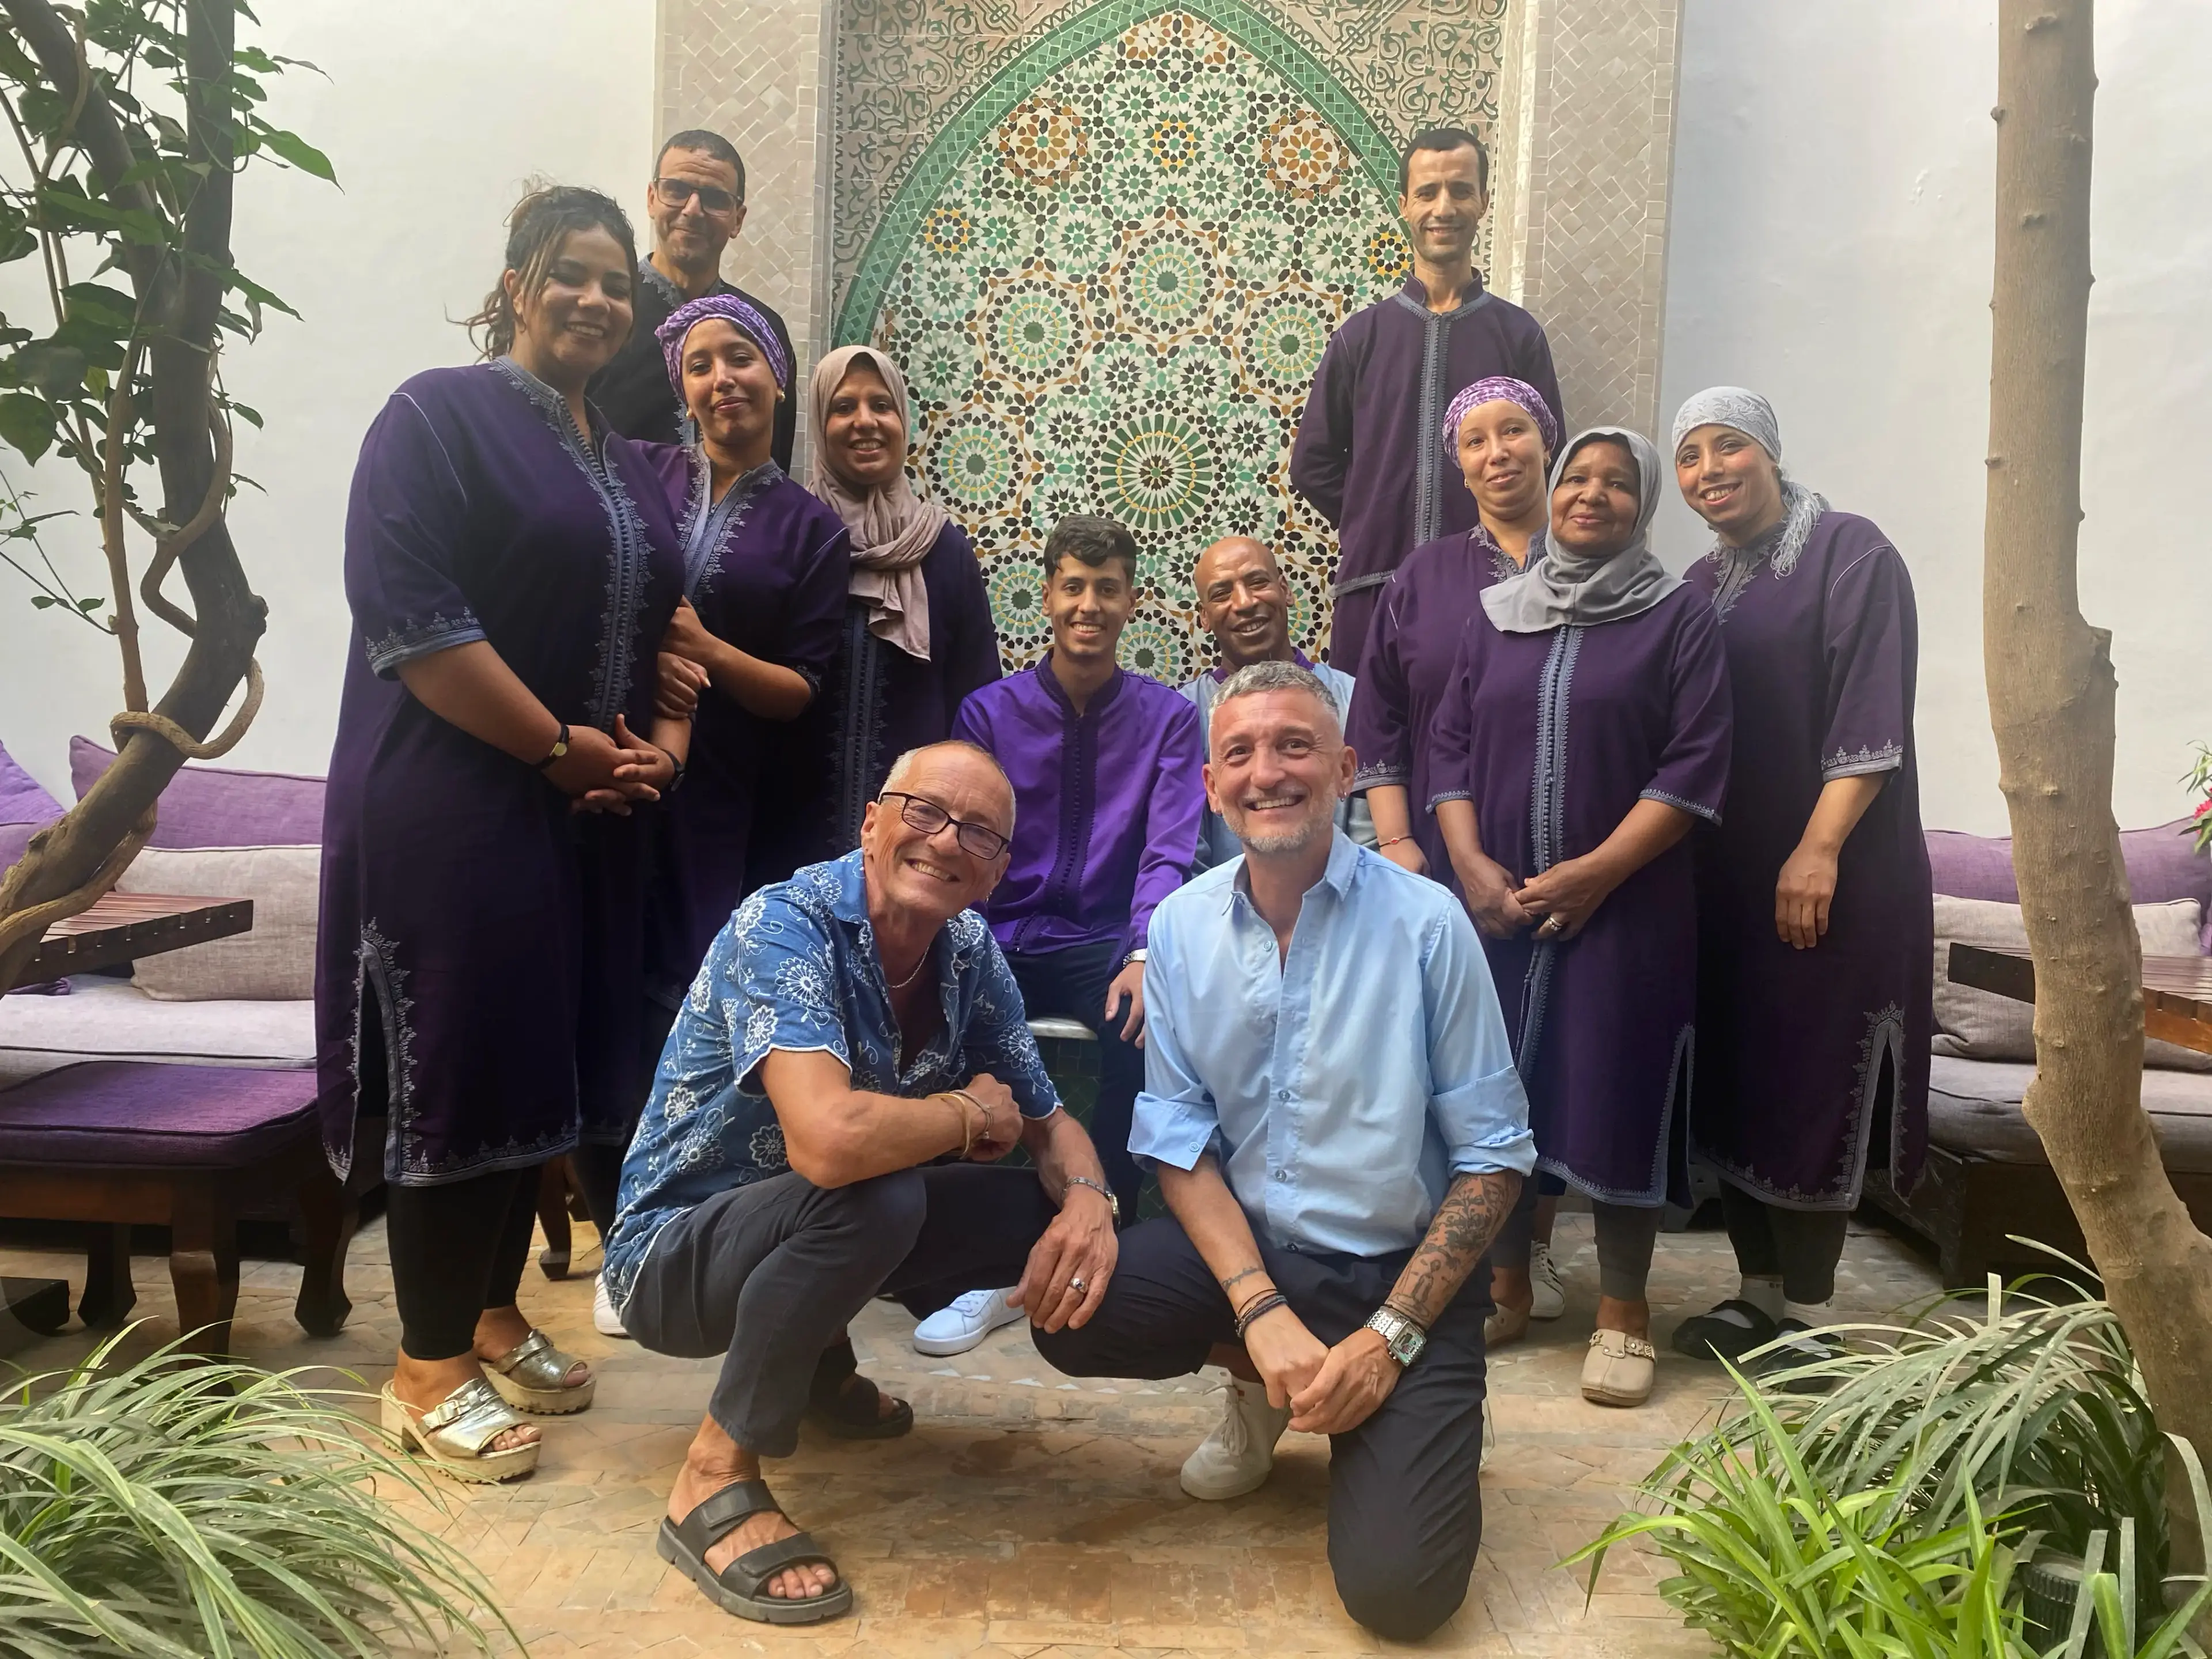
[312,120,1932,1641]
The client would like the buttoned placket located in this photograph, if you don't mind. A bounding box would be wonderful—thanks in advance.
[1238,878,1331,1251]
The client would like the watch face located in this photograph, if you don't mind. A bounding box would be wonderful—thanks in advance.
[1387,1327,1425,1366]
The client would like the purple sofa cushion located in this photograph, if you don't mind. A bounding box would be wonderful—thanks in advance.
[70,736,324,850]
[0,1060,316,1168]
[0,739,62,828]
[1928,817,2212,952]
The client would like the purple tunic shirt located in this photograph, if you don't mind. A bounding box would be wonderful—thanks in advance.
[749,521,1003,883]
[1290,276,1560,671]
[1427,585,1733,1205]
[316,361,683,1185]
[1685,510,1932,1207]
[1347,525,1528,876]
[953,660,1205,961]
[638,449,850,988]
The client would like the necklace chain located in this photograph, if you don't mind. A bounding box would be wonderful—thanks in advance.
[884,945,931,991]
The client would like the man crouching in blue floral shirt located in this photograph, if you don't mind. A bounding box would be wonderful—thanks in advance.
[604,741,1119,1626]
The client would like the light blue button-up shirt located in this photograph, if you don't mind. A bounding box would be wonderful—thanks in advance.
[1131,831,1536,1257]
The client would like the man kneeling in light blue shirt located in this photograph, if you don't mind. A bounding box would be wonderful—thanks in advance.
[1031,660,1534,1643]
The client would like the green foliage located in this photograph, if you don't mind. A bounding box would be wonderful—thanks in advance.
[0,0,331,623]
[0,1332,516,1658]
[1569,1268,2212,1659]
[2185,744,2211,854]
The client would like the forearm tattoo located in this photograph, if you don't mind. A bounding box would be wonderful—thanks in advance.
[1386,1171,1522,1330]
[1218,1264,1266,1297]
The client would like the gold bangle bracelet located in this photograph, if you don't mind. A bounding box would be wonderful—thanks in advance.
[937,1092,974,1158]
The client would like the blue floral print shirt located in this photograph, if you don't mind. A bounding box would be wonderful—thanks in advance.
[601,851,1061,1310]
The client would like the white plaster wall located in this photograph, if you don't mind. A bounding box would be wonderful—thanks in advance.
[0,0,654,798]
[1658,0,2211,835]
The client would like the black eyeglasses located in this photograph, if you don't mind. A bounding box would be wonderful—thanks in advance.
[653,176,741,217]
[879,791,1011,861]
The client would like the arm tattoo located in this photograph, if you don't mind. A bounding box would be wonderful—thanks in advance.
[1385,1171,1523,1330]
[1218,1265,1266,1296]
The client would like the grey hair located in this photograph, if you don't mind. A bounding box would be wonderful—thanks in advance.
[1215,659,1340,720]
[881,740,1016,831]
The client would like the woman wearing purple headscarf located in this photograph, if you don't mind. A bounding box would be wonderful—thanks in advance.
[1666,387,1930,1371]
[1427,426,1733,1410]
[1349,376,1558,884]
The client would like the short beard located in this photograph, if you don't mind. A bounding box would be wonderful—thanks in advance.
[1227,806,1330,857]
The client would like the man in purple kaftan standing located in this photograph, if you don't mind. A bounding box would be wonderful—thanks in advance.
[1290,128,1562,673]
[921,516,1205,1355]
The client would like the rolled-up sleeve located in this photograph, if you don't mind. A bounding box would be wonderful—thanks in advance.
[1128,916,1218,1171]
[1421,904,1536,1176]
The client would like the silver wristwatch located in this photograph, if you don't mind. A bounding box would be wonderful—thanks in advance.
[1364,1305,1427,1368]
[1063,1174,1120,1223]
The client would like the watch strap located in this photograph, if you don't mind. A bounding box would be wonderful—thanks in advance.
[1063,1174,1119,1222]
[533,722,571,771]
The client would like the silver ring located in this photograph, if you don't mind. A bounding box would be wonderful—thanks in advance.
[1069,1276,1087,1294]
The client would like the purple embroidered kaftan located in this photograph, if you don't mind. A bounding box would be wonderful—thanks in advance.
[1685,510,1931,1206]
[637,450,850,988]
[1347,525,1527,876]
[1289,276,1560,671]
[952,661,1205,961]
[748,520,1003,883]
[1426,585,1733,1205]
[316,361,683,1185]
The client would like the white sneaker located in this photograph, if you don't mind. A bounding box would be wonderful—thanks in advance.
[1180,1374,1292,1501]
[593,1273,630,1339]
[1529,1240,1567,1320]
[912,1287,1024,1356]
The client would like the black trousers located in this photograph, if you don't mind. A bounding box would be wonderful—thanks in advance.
[623,1163,1056,1458]
[1006,940,1143,1207]
[1720,1180,1851,1304]
[385,1165,541,1361]
[575,995,683,1239]
[1033,1215,1490,1643]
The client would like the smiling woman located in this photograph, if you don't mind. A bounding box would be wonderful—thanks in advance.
[316,183,692,1484]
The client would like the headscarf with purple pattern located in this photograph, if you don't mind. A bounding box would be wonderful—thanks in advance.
[656,292,790,393]
[1440,375,1560,461]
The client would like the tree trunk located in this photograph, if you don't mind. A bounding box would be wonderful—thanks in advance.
[0,0,265,994]
[1983,0,2212,1474]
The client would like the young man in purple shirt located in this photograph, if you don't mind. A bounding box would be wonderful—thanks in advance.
[916,516,1206,1354]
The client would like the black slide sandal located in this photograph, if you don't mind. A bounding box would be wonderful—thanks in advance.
[807,1341,915,1440]
[656,1479,854,1625]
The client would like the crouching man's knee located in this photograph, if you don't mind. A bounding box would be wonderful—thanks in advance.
[1330,1537,1475,1643]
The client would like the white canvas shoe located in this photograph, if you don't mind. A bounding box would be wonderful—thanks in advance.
[1180,1374,1292,1501]
[912,1287,1024,1356]
[1529,1240,1567,1320]
[592,1273,630,1339]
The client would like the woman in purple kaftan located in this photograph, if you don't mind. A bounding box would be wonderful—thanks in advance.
[1665,388,1931,1368]
[316,188,685,1479]
[1349,376,1558,880]
[1429,426,1732,1410]
[747,346,1002,884]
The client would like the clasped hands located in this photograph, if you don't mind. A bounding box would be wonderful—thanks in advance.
[1243,1297,1399,1436]
[1459,850,1616,942]
[544,714,675,816]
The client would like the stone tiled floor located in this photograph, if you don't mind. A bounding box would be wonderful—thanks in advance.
[0,1208,1942,1656]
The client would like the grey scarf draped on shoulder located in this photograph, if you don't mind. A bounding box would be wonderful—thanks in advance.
[1480,426,1681,634]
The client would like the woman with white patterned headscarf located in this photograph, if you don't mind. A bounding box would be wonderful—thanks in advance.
[1666,387,1932,1374]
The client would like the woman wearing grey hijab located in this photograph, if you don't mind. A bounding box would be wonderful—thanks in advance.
[1665,388,1930,1374]
[1426,427,1734,1409]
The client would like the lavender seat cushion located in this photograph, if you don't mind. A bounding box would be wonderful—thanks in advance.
[0,1060,317,1168]
[1927,817,2211,952]
[69,737,325,850]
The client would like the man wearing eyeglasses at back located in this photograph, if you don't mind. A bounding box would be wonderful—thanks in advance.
[588,129,798,468]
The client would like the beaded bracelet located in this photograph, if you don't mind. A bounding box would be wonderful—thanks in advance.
[1233,1291,1289,1342]
[1376,835,1412,849]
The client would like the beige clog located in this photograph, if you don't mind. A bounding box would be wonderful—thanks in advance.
[482,1328,597,1415]
[1581,1328,1657,1407]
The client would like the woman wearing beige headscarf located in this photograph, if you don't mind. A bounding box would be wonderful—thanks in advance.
[749,346,1003,881]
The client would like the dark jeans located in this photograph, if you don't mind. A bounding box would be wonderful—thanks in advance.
[1007,939,1143,1207]
[385,1165,541,1360]
[1721,1180,1851,1304]
[1033,1215,1491,1643]
[623,1163,1056,1457]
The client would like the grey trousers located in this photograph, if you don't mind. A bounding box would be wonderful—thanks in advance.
[623,1163,1056,1457]
[1720,1180,1851,1303]
[1490,1179,1666,1300]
